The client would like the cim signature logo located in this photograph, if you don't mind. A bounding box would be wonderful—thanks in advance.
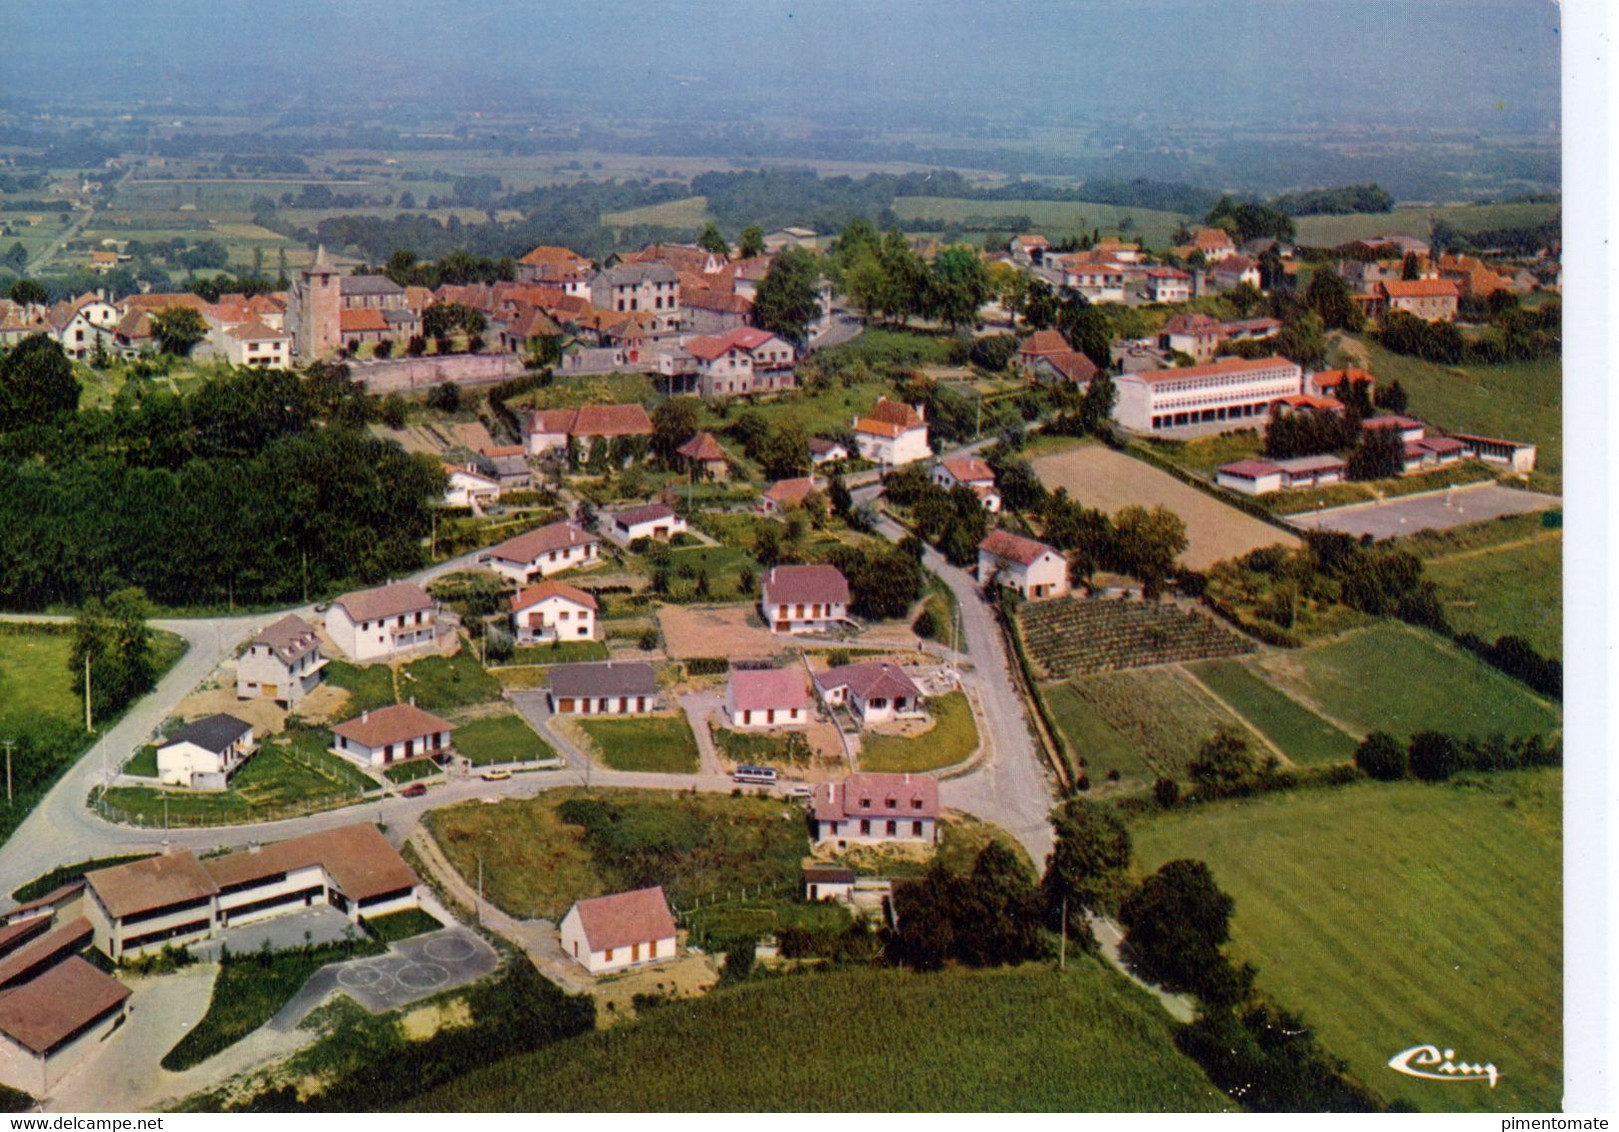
[1388,1044,1500,1088]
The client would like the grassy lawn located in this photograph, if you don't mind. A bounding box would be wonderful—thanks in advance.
[1186,659,1359,766]
[1421,533,1561,659]
[1256,621,1561,741]
[1131,769,1562,1112]
[857,691,979,773]
[124,744,159,777]
[577,713,699,773]
[660,544,760,601]
[1065,669,1265,781]
[1352,339,1561,480]
[383,760,440,784]
[361,907,443,944]
[98,729,377,827]
[423,788,808,920]
[453,712,556,766]
[1143,429,1265,477]
[399,651,503,712]
[416,963,1232,1111]
[696,378,899,439]
[709,724,810,767]
[1041,682,1153,783]
[324,660,398,715]
[914,573,962,652]
[509,640,609,665]
[161,939,383,1072]
[684,898,851,949]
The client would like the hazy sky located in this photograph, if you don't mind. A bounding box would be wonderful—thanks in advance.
[3,0,1561,132]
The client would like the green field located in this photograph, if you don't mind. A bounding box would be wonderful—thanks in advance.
[661,544,761,601]
[601,194,712,230]
[709,725,809,768]
[452,712,556,766]
[0,625,95,729]
[1257,622,1560,741]
[1351,340,1561,480]
[398,652,503,712]
[892,195,1189,250]
[423,788,806,920]
[1187,659,1359,766]
[1422,533,1562,659]
[414,963,1231,1111]
[857,690,979,773]
[1292,200,1560,248]
[1065,668,1264,781]
[324,660,398,715]
[1041,682,1153,783]
[578,713,699,773]
[1131,769,1562,1112]
[509,640,610,665]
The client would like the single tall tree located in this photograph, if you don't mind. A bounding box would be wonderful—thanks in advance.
[150,306,209,357]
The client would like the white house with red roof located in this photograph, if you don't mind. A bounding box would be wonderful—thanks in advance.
[1145,267,1192,303]
[758,476,822,515]
[725,667,811,729]
[977,530,1070,600]
[853,399,930,467]
[609,501,686,542]
[477,521,601,583]
[671,326,797,397]
[760,565,850,634]
[326,582,437,662]
[1379,278,1460,322]
[443,463,501,510]
[560,887,678,975]
[1008,234,1050,265]
[814,662,925,726]
[932,456,1002,513]
[331,703,455,768]
[522,404,654,458]
[1210,255,1261,291]
[509,581,597,644]
[811,773,939,846]
[1060,261,1128,303]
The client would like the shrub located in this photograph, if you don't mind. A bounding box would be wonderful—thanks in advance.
[1354,732,1407,781]
[1408,731,1462,782]
[1153,778,1181,809]
[912,606,940,639]
[426,381,462,412]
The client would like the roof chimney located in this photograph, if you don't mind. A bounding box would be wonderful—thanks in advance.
[361,710,369,724]
[409,695,416,707]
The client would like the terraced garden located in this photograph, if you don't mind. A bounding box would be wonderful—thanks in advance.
[1017,595,1255,680]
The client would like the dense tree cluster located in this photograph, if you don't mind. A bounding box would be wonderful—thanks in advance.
[0,361,444,609]
[886,843,1046,971]
[822,537,924,621]
[750,247,824,346]
[1268,183,1393,216]
[1204,195,1296,243]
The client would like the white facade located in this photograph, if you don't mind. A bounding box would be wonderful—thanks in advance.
[853,423,930,467]
[1145,272,1192,302]
[325,603,436,662]
[1215,466,1286,496]
[546,691,654,715]
[512,593,596,644]
[761,597,847,635]
[444,466,500,509]
[0,985,126,1098]
[156,732,254,790]
[480,535,599,583]
[236,641,326,708]
[978,547,1070,600]
[1113,357,1303,433]
[332,724,453,769]
[613,510,687,542]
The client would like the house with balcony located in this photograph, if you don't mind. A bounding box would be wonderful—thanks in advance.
[325,582,437,662]
[509,581,597,644]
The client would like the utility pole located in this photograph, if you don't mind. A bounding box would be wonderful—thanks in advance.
[476,855,484,927]
[1059,897,1068,971]
[2,740,12,806]
[84,655,92,733]
[302,550,309,604]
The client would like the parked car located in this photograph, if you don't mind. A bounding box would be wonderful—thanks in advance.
[482,769,512,781]
[400,782,428,798]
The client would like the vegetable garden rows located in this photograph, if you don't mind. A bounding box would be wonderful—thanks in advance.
[1016,595,1255,679]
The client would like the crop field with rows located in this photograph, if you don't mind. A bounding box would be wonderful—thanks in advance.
[1066,668,1263,780]
[1017,596,1255,680]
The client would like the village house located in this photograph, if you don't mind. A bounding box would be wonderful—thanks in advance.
[325,582,436,662]
[515,244,594,294]
[611,502,686,542]
[82,824,419,961]
[478,521,601,584]
[1144,267,1193,303]
[475,445,532,491]
[443,462,501,510]
[523,403,654,459]
[590,262,681,332]
[1008,234,1050,266]
[1112,355,1303,433]
[155,713,255,790]
[331,702,455,769]
[802,864,857,904]
[760,565,850,634]
[977,529,1070,600]
[664,326,797,397]
[808,437,850,467]
[545,661,659,715]
[340,273,408,311]
[1186,227,1238,262]
[1159,314,1282,362]
[1380,278,1460,322]
[759,476,822,515]
[814,662,926,727]
[217,321,292,367]
[236,613,326,708]
[1306,368,1376,401]
[853,399,930,467]
[559,886,678,975]
[1210,254,1261,291]
[509,581,597,645]
[1060,261,1128,303]
[932,456,1002,512]
[725,667,811,729]
[810,772,939,846]
[676,431,730,480]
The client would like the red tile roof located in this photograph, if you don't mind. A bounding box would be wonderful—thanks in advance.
[867,399,924,429]
[511,581,597,614]
[814,662,923,704]
[763,477,820,507]
[203,823,418,904]
[729,667,810,713]
[485,521,599,564]
[86,853,219,920]
[331,703,454,748]
[812,772,939,822]
[573,403,653,437]
[1126,355,1298,386]
[978,528,1059,567]
[1019,329,1070,356]
[339,308,389,333]
[612,502,679,528]
[0,956,129,1055]
[334,582,433,624]
[676,431,727,462]
[762,564,849,607]
[1380,279,1460,299]
[938,456,993,484]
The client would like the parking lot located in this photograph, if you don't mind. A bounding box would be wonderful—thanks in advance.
[1285,483,1561,541]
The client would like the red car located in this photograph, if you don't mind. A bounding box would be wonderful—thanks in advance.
[400,783,428,798]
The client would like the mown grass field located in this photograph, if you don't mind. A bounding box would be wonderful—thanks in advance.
[415,962,1230,1111]
[1350,339,1561,480]
[423,788,807,920]
[1420,531,1562,659]
[1131,769,1562,1112]
[892,195,1189,249]
[1291,200,1559,248]
[0,627,81,730]
[578,713,699,773]
[452,711,556,765]
[1065,668,1264,780]
[601,194,712,230]
[1187,659,1359,766]
[1256,622,1561,741]
[857,690,979,773]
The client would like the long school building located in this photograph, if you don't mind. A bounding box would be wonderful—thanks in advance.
[1114,355,1302,433]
